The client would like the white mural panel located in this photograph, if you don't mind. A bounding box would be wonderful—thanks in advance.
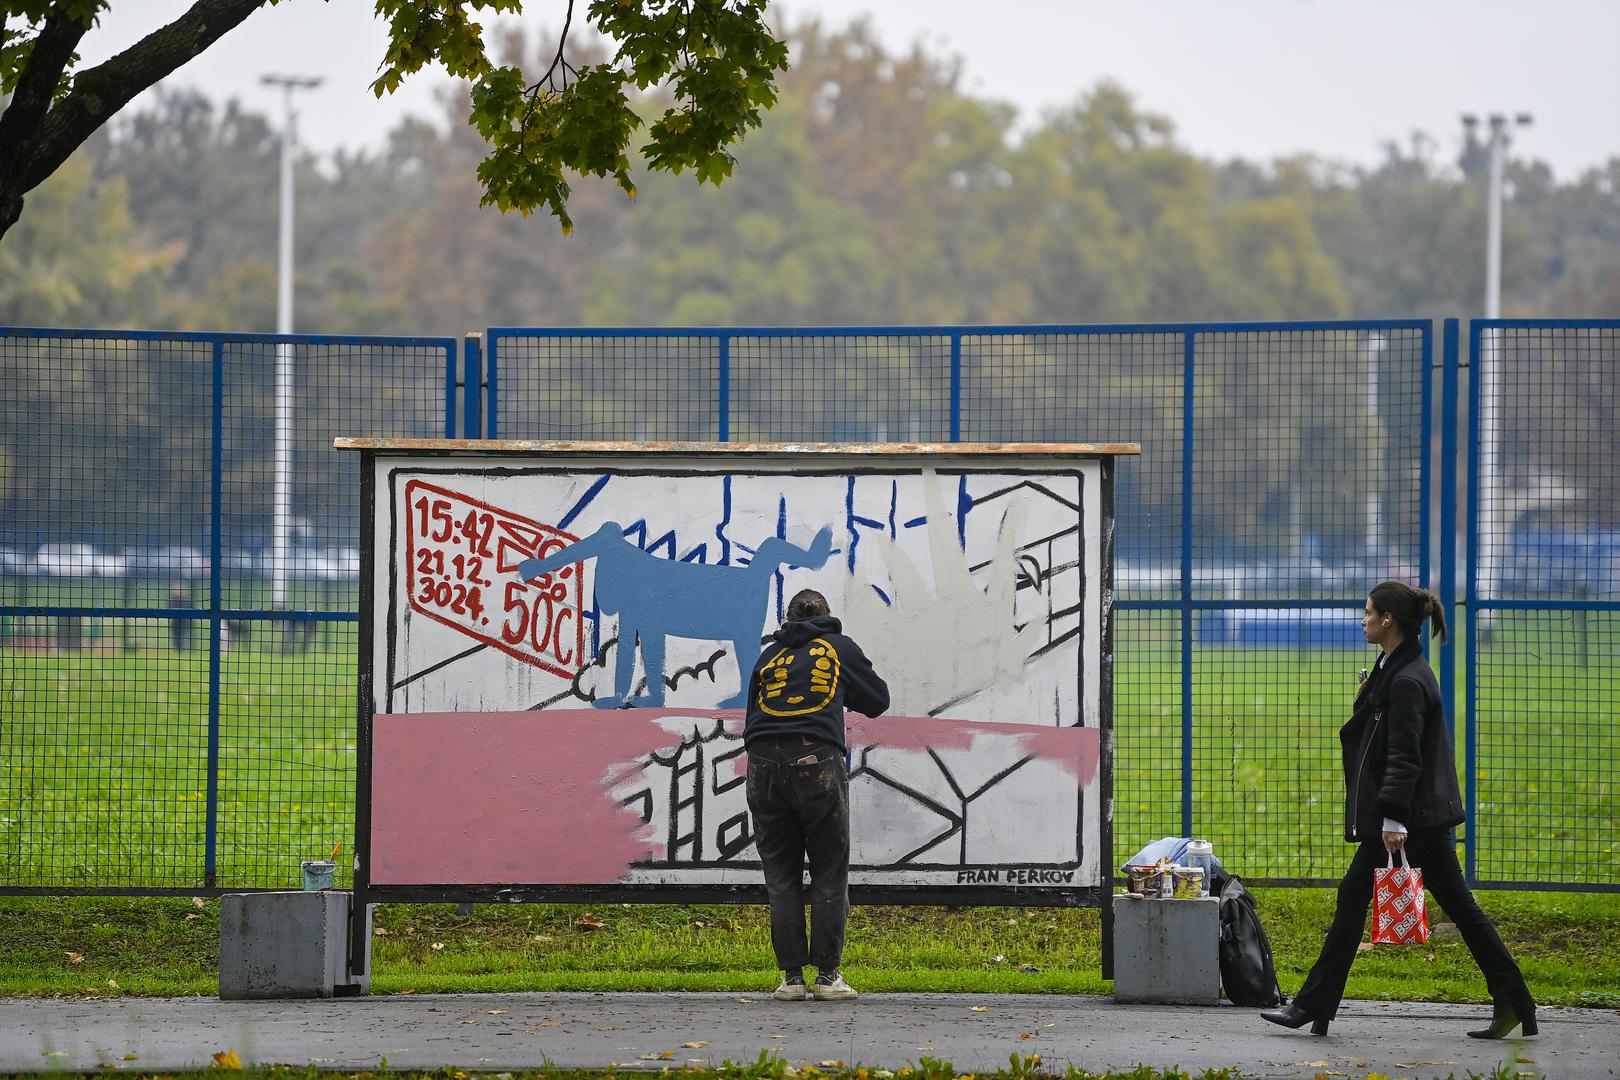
[364,450,1111,890]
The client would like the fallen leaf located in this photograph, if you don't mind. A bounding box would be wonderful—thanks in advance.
[818,1061,843,1068]
[457,1019,477,1025]
[122,1053,139,1061]
[969,1006,989,1013]
[183,913,203,921]
[65,951,84,964]
[532,1020,561,1028]
[682,1042,709,1049]
[373,927,390,937]
[638,1050,676,1060]
[487,1009,507,1015]
[192,897,207,909]
[1019,1032,1034,1039]
[211,1049,241,1069]
[106,979,118,989]
[1018,963,1040,973]
[431,942,445,951]
[578,913,606,931]
[736,998,757,1005]
[394,989,416,996]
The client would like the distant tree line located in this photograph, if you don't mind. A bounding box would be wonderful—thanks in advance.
[3,19,1616,554]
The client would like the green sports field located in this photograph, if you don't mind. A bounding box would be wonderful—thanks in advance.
[2,607,1614,891]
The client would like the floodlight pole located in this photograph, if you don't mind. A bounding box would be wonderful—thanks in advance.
[1365,331,1386,560]
[263,74,322,636]
[1462,112,1531,617]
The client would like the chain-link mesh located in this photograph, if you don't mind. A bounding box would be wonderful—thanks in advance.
[488,333,721,441]
[1470,322,1620,888]
[0,331,453,891]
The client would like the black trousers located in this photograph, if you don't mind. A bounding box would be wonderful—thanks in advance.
[746,733,850,973]
[1293,833,1532,1020]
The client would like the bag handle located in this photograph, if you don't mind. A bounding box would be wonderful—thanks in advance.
[1384,848,1412,871]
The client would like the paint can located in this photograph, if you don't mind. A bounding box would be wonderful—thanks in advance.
[1184,839,1215,895]
[1171,865,1203,899]
[1125,864,1158,895]
[300,860,336,891]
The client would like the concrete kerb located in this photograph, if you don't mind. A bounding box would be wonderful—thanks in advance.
[2,992,1616,1077]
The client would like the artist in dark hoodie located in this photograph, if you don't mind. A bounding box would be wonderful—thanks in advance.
[744,588,889,1002]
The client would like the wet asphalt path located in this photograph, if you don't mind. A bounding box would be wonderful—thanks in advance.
[3,992,1615,1078]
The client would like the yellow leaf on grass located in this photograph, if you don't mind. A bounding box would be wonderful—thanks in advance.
[65,952,84,964]
[212,1049,242,1069]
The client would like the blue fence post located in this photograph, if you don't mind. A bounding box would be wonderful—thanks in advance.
[463,334,482,439]
[949,332,962,442]
[487,332,500,439]
[718,334,730,442]
[1439,320,1459,742]
[1180,329,1196,839]
[204,337,224,890]
[1464,320,1481,883]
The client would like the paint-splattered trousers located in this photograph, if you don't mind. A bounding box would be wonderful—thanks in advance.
[745,732,850,974]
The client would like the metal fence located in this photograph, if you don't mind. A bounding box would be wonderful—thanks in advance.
[2,319,1614,893]
[0,328,456,892]
[1465,320,1620,890]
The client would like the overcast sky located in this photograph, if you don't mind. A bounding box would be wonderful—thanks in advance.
[82,0,1620,181]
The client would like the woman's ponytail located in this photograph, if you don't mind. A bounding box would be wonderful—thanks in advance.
[1424,589,1449,644]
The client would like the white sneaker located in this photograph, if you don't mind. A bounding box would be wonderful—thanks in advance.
[811,972,858,1001]
[773,976,808,1001]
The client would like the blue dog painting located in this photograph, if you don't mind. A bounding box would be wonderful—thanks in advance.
[518,523,835,709]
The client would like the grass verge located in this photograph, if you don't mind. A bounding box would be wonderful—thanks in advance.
[1,891,1616,1008]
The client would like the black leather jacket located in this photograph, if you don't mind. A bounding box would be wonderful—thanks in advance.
[1338,639,1465,843]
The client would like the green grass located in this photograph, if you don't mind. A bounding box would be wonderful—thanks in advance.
[2,609,1616,888]
[2,890,1616,1008]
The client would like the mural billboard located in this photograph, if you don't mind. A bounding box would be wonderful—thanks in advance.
[344,440,1131,903]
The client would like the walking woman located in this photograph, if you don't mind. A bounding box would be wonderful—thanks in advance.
[1261,581,1536,1039]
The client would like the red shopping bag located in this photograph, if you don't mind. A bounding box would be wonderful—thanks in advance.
[1371,848,1429,945]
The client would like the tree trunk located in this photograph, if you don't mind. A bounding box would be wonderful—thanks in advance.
[0,0,271,245]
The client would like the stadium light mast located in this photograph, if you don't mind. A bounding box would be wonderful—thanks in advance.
[262,73,322,641]
[1461,112,1531,616]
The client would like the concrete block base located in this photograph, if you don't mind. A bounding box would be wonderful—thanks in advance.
[1111,894,1220,1005]
[219,891,371,999]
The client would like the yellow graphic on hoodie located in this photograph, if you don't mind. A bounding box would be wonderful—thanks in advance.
[756,637,841,717]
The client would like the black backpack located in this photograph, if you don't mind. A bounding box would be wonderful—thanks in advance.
[1213,871,1287,1007]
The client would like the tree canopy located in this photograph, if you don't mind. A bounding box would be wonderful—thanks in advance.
[0,0,789,242]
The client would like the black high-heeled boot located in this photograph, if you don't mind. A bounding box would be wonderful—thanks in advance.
[1260,1003,1330,1036]
[1466,995,1538,1039]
